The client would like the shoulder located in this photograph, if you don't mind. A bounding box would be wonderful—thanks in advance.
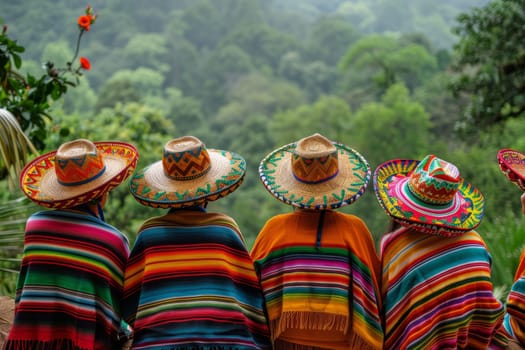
[332,211,369,226]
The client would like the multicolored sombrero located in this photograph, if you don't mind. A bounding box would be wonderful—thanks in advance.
[373,155,485,237]
[19,139,138,209]
[129,136,245,209]
[259,133,370,210]
[497,148,525,191]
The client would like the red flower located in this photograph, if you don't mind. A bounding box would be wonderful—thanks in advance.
[79,57,91,70]
[78,15,92,31]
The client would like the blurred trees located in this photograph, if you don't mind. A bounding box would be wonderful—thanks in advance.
[451,0,525,132]
[339,35,438,94]
[1,0,524,293]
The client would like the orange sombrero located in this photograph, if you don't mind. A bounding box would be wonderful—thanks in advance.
[20,139,138,209]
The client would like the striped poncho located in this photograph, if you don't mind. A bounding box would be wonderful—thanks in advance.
[502,248,525,345]
[380,227,507,349]
[4,209,130,350]
[250,210,383,350]
[121,209,271,349]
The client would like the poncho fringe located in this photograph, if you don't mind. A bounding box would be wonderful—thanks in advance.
[3,339,87,350]
[271,312,349,338]
[273,332,376,350]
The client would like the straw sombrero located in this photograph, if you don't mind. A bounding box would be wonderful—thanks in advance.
[258,133,370,210]
[497,148,525,191]
[19,139,138,209]
[129,136,245,208]
[373,154,485,237]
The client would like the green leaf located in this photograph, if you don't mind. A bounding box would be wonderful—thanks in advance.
[12,53,21,69]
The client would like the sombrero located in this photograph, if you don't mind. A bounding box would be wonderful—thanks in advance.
[19,139,138,209]
[259,133,370,210]
[129,136,245,208]
[497,148,525,191]
[373,154,485,237]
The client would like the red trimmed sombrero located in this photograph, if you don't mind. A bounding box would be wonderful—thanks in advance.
[129,136,245,209]
[497,148,525,191]
[373,155,485,237]
[19,139,138,209]
[259,133,370,210]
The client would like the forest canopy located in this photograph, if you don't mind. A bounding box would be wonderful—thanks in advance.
[1,0,525,292]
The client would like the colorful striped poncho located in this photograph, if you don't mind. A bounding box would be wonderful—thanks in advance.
[380,227,507,349]
[250,210,383,350]
[502,248,525,345]
[121,209,271,349]
[4,209,130,350]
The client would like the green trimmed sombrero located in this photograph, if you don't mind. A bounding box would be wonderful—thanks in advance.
[259,133,370,210]
[130,136,245,209]
[373,155,485,237]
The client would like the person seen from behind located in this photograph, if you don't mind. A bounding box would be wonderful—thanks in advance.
[4,139,138,349]
[496,148,525,349]
[121,136,271,349]
[374,154,507,349]
[251,133,383,349]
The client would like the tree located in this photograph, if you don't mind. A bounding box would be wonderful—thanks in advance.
[304,17,358,66]
[335,2,375,32]
[221,24,299,72]
[209,73,305,150]
[339,34,438,95]
[269,95,353,146]
[450,0,525,131]
[165,88,205,136]
[278,52,339,101]
[95,77,142,113]
[0,6,97,149]
[352,83,432,165]
[163,37,201,97]
[198,44,254,113]
[121,34,169,73]
[414,73,468,141]
[348,83,434,236]
[95,68,164,113]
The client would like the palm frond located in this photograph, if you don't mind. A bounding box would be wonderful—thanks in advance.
[0,196,33,296]
[0,109,39,191]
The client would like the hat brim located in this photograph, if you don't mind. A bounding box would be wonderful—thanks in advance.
[129,149,245,208]
[373,159,485,236]
[259,141,370,210]
[497,149,525,191]
[20,142,138,209]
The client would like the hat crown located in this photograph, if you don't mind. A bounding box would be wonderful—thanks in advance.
[407,155,460,205]
[162,136,211,180]
[292,133,339,184]
[55,139,106,186]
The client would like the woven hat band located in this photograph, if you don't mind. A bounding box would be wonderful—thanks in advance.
[55,139,106,186]
[407,155,459,205]
[162,136,211,180]
[292,133,339,184]
[292,151,339,184]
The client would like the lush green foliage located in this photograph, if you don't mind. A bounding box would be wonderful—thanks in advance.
[0,0,523,298]
[480,211,525,294]
[0,195,36,296]
[0,109,38,190]
[451,0,525,132]
[0,6,96,150]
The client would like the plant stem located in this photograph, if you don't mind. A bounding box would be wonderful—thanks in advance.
[70,29,85,68]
